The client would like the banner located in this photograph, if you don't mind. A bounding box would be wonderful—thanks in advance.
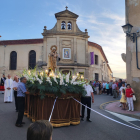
[90,52,94,65]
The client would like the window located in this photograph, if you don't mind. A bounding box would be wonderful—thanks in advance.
[95,55,98,65]
[67,22,72,30]
[61,21,66,30]
[10,51,17,70]
[95,73,99,81]
[29,50,36,69]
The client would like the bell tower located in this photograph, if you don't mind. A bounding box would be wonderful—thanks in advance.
[55,6,79,32]
[42,7,89,78]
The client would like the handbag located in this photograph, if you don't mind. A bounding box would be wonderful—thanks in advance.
[133,95,136,101]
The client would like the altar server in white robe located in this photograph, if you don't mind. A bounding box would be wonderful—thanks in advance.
[4,74,13,103]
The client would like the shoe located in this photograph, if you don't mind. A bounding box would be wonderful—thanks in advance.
[81,118,84,121]
[15,124,23,127]
[131,110,134,112]
[87,119,92,122]
[113,97,116,98]
[127,110,131,111]
[22,122,25,124]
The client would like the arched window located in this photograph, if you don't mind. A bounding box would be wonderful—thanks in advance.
[29,50,36,69]
[67,22,72,30]
[61,21,66,30]
[10,51,17,70]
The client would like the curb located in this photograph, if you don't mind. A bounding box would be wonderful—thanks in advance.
[100,100,140,120]
[99,100,119,110]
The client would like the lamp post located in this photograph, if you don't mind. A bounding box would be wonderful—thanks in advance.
[122,23,140,69]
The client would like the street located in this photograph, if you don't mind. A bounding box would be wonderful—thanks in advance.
[0,93,140,140]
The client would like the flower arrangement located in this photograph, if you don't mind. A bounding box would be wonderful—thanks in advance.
[21,69,86,99]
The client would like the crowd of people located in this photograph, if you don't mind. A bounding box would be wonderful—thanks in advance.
[89,79,135,111]
[0,74,136,140]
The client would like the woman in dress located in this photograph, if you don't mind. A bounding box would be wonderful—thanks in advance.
[125,84,135,111]
[120,89,127,110]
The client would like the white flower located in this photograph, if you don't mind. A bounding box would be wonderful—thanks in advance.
[60,76,64,85]
[71,76,77,84]
[53,76,58,84]
[37,78,43,84]
[46,77,52,85]
[66,72,70,83]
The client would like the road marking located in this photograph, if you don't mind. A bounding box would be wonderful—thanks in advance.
[106,110,140,122]
[106,110,140,128]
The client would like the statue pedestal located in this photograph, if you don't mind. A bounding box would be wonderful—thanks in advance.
[24,93,81,127]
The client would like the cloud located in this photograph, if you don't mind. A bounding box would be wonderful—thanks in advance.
[76,11,126,78]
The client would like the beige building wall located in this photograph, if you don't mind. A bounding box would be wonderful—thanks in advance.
[88,45,112,81]
[0,43,43,77]
[125,0,140,110]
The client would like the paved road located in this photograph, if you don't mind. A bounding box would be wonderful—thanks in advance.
[0,93,140,140]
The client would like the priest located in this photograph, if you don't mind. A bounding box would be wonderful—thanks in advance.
[4,74,13,103]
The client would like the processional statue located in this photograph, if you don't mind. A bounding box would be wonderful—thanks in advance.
[48,45,60,72]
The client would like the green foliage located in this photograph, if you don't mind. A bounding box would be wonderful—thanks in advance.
[23,69,86,99]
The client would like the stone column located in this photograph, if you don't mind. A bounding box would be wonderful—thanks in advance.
[85,39,88,64]
[43,37,47,62]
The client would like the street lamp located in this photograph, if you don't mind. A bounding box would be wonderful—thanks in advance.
[122,23,133,34]
[122,23,140,69]
[122,23,138,42]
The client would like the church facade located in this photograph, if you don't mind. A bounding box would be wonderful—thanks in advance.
[0,8,112,81]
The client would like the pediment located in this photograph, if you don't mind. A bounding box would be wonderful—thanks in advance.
[55,10,79,19]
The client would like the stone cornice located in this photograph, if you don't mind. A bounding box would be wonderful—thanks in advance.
[38,62,89,67]
[55,9,79,19]
[42,23,89,38]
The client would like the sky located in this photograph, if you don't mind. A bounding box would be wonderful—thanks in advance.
[0,0,126,78]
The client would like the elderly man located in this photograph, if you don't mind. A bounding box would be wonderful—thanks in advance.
[81,80,94,122]
[15,77,28,127]
[4,74,13,103]
[13,76,20,112]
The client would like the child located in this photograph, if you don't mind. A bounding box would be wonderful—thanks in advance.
[120,89,127,110]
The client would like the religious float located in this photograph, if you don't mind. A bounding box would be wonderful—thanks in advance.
[23,69,86,127]
[22,45,86,127]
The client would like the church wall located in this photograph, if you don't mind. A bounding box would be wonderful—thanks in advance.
[77,39,86,64]
[0,43,43,78]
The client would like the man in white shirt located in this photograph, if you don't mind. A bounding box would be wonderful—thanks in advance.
[4,74,13,103]
[81,80,94,122]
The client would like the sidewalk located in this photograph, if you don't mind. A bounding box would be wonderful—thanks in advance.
[105,101,140,119]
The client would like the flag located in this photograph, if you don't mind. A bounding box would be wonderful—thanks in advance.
[90,52,94,65]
